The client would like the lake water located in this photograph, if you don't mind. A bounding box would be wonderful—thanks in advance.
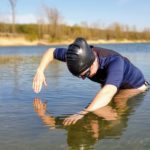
[0,43,150,150]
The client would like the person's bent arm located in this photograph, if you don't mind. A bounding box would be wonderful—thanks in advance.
[63,84,118,126]
[85,84,118,112]
[85,57,124,112]
[33,48,55,93]
[37,48,55,72]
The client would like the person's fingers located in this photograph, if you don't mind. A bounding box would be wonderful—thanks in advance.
[63,116,76,126]
[63,118,71,126]
[33,75,39,90]
[64,119,72,126]
[67,118,78,126]
[35,79,42,93]
[32,73,43,93]
[43,77,47,87]
[63,119,68,126]
[63,113,84,126]
[32,78,36,92]
[33,77,39,93]
[71,115,83,125]
[34,81,38,93]
[35,78,41,93]
[72,118,78,125]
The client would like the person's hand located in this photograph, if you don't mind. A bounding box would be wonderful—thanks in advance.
[32,70,47,93]
[63,110,88,126]
[63,114,84,126]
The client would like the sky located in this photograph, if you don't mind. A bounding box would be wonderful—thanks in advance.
[0,0,150,30]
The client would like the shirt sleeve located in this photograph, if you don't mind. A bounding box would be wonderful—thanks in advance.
[105,56,125,88]
[53,48,67,62]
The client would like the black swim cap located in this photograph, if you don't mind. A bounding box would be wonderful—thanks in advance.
[66,37,95,76]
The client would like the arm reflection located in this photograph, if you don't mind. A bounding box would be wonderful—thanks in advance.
[33,98,56,128]
[33,98,120,128]
[33,89,146,149]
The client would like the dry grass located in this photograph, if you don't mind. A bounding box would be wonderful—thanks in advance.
[0,55,24,64]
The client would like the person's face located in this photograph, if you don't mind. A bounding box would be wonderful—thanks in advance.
[79,53,99,80]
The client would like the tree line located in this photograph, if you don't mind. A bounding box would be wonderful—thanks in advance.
[0,22,150,42]
[0,1,150,42]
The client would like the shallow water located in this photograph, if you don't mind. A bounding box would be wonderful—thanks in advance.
[0,43,150,150]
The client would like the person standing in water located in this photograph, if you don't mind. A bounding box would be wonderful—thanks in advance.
[32,37,149,125]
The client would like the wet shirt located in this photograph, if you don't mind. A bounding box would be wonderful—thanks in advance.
[53,47,145,89]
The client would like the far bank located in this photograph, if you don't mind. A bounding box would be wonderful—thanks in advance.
[0,37,150,47]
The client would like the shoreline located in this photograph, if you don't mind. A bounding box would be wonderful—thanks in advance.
[0,37,150,47]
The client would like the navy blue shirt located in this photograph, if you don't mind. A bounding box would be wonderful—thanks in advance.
[53,47,145,89]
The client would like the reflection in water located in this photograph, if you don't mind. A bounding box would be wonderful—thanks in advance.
[0,44,149,149]
[33,89,146,150]
[0,55,61,92]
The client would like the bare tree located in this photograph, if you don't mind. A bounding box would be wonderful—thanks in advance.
[36,15,45,39]
[44,5,62,40]
[8,0,17,34]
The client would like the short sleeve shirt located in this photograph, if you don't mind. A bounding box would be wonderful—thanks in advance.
[53,47,145,89]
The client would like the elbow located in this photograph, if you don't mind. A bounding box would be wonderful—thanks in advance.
[101,84,118,97]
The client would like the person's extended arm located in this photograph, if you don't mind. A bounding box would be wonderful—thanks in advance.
[86,84,117,112]
[63,84,117,126]
[32,48,55,93]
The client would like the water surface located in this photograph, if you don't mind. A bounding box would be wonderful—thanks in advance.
[0,43,150,150]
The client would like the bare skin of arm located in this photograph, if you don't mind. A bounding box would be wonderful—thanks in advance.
[86,84,118,112]
[63,84,117,126]
[32,48,55,93]
[33,48,118,125]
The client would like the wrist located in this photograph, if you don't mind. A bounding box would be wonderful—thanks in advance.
[37,67,44,73]
[78,109,90,115]
[83,109,91,113]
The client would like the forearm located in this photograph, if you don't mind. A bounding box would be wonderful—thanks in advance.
[37,48,55,72]
[63,85,117,126]
[86,85,118,112]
